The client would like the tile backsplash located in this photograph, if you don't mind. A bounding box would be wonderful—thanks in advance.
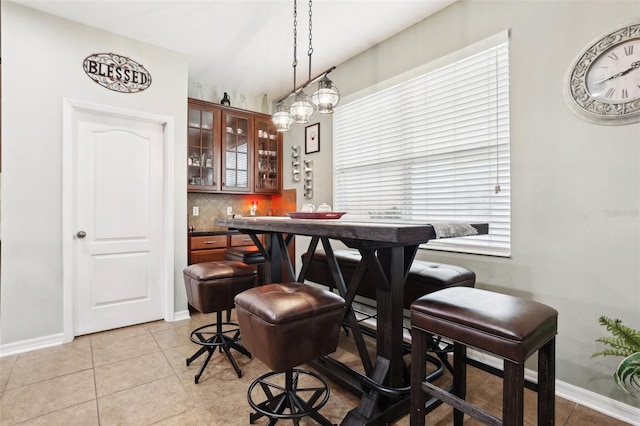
[187,189,297,231]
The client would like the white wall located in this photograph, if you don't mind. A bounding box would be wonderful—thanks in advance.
[1,3,189,344]
[283,0,640,409]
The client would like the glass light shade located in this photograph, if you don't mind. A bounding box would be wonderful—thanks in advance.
[289,91,316,124]
[272,102,294,132]
[311,76,340,114]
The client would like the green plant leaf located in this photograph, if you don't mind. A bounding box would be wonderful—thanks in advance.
[593,316,640,358]
[614,352,640,397]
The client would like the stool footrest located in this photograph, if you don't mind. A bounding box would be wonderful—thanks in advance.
[420,381,502,426]
[186,319,252,383]
[189,322,242,347]
[248,368,334,425]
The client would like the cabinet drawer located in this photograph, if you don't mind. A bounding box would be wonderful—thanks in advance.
[230,234,254,247]
[190,235,227,250]
[230,233,264,247]
[190,249,226,264]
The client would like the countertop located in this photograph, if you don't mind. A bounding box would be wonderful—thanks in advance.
[187,227,239,237]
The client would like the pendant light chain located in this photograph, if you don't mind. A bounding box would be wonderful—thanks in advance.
[307,0,313,81]
[292,0,298,91]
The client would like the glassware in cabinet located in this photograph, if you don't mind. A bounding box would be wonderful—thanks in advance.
[221,111,252,192]
[187,104,220,191]
[254,117,281,193]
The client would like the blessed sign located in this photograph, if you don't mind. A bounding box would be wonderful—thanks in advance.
[83,53,152,93]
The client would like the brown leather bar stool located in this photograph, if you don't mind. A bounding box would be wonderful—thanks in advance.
[410,287,557,426]
[183,261,257,384]
[235,282,345,425]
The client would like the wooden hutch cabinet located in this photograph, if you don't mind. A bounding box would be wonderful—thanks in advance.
[188,98,282,194]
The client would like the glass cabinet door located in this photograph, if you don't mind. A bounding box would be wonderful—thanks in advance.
[222,111,252,192]
[254,117,281,193]
[188,106,220,192]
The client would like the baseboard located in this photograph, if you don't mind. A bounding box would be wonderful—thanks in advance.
[0,311,191,358]
[469,349,640,425]
[0,332,65,357]
[172,310,191,322]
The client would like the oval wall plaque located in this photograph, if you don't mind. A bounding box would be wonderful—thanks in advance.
[83,52,152,93]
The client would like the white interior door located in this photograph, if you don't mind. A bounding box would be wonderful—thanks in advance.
[73,110,165,336]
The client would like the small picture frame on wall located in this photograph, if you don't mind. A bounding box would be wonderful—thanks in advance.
[305,123,320,154]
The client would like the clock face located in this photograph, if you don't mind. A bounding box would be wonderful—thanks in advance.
[565,21,640,125]
[585,39,640,103]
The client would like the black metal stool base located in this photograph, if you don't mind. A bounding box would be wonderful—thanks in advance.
[248,368,335,426]
[186,311,252,384]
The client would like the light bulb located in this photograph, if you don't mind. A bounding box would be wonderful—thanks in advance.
[289,91,315,124]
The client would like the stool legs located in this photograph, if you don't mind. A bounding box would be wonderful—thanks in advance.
[452,342,466,426]
[411,331,556,426]
[187,311,252,383]
[503,361,525,426]
[410,328,428,426]
[538,338,556,425]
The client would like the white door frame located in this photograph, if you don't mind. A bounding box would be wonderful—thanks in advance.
[62,99,175,343]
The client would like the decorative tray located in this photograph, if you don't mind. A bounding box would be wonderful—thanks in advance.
[285,212,346,220]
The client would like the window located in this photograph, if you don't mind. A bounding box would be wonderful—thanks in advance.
[333,33,510,256]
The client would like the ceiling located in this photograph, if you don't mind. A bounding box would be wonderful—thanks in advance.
[13,0,456,102]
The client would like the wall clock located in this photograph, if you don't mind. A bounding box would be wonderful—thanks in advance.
[565,20,640,125]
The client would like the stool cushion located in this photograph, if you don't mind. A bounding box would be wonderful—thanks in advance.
[183,261,257,314]
[235,283,345,372]
[303,249,475,309]
[410,287,557,363]
[225,245,265,265]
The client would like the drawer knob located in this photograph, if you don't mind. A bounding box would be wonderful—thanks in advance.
[76,231,87,239]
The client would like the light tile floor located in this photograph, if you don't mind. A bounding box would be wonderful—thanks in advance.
[0,311,632,425]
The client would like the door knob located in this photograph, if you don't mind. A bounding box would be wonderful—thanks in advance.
[76,231,87,239]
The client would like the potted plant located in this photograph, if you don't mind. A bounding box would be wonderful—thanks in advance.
[592,316,640,396]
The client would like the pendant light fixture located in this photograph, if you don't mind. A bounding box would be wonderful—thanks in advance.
[311,75,340,113]
[272,101,294,132]
[272,0,340,132]
[290,91,315,123]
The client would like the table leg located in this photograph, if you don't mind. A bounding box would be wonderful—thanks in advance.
[321,238,374,375]
[375,245,417,387]
[296,237,420,425]
[275,233,296,282]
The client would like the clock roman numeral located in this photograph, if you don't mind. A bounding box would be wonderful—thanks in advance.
[621,88,628,99]
[607,52,619,61]
[624,45,634,56]
[604,88,615,99]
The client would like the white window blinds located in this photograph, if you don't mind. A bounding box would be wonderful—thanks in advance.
[333,36,510,256]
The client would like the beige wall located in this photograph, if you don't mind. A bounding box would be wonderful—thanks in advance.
[1,3,189,343]
[282,0,640,410]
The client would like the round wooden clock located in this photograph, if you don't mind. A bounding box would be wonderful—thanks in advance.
[565,20,640,125]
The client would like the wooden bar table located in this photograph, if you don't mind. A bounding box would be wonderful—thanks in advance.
[215,216,487,425]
